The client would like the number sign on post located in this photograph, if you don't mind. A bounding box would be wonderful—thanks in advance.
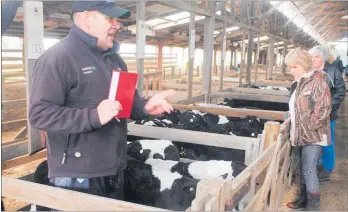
[24,1,44,59]
[24,1,44,154]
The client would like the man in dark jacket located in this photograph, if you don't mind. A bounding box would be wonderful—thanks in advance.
[29,1,175,200]
[333,56,344,74]
[309,45,346,181]
[1,1,21,32]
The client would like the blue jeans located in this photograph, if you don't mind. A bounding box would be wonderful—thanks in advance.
[319,120,336,172]
[300,145,321,193]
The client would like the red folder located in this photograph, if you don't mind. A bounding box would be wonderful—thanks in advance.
[108,70,138,119]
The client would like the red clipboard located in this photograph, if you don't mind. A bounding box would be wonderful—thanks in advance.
[108,70,138,119]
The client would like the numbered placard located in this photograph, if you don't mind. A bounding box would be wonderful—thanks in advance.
[24,1,44,59]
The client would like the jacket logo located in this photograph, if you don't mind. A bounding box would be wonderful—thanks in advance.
[82,66,96,74]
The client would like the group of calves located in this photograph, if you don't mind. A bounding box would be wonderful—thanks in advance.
[21,98,285,211]
[28,139,248,211]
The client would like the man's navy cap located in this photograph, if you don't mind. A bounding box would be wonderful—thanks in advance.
[72,1,131,19]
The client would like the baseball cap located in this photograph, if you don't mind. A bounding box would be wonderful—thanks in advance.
[72,0,131,19]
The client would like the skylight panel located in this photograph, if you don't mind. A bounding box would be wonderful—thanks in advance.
[164,12,190,21]
[146,19,168,26]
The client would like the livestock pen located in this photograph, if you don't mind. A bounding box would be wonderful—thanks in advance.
[2,99,293,211]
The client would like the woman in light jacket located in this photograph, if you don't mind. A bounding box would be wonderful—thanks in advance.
[285,48,332,211]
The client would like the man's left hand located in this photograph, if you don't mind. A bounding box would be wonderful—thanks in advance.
[144,90,176,115]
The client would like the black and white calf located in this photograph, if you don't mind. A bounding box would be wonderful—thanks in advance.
[127,140,180,162]
[124,157,199,211]
[144,158,247,181]
[219,98,289,113]
[25,160,51,211]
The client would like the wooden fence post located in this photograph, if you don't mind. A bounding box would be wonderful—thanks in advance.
[263,121,280,150]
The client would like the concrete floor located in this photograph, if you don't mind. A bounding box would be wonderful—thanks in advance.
[280,93,348,211]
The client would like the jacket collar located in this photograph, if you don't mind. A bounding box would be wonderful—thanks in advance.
[69,24,120,55]
[323,61,331,72]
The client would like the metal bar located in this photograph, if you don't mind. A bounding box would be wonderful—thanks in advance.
[136,0,146,95]
[156,1,211,17]
[188,11,195,101]
[267,37,275,80]
[230,0,236,23]
[246,30,254,86]
[239,32,246,87]
[220,9,227,91]
[254,36,260,83]
[254,1,283,26]
[246,1,254,85]
[281,42,288,75]
[215,15,306,48]
[202,2,215,103]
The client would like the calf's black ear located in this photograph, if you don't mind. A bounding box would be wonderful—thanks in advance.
[220,173,228,179]
[153,153,164,160]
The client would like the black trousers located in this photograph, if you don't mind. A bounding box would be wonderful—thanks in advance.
[48,171,124,210]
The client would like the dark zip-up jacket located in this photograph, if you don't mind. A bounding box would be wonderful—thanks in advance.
[323,62,346,121]
[29,24,148,178]
[290,63,346,121]
[1,1,21,32]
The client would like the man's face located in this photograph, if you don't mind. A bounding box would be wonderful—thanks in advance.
[88,11,121,50]
[311,53,325,69]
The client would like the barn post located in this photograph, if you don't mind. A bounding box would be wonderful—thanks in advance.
[188,10,196,101]
[266,37,275,80]
[239,32,246,87]
[220,9,227,91]
[24,1,44,153]
[202,1,215,103]
[246,1,254,86]
[254,37,260,83]
[136,0,146,96]
[281,42,288,75]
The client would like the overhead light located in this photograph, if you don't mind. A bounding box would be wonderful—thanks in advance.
[342,15,348,20]
[214,31,220,35]
[226,26,239,32]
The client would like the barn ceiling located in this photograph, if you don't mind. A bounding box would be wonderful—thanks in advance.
[2,0,347,49]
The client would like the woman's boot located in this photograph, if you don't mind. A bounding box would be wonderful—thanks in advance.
[304,192,320,211]
[286,184,307,209]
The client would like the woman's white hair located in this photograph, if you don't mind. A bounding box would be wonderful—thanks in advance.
[308,45,330,61]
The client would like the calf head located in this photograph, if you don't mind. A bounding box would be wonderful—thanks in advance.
[124,157,160,206]
[227,116,262,137]
[127,142,151,162]
[159,177,199,211]
[177,111,205,131]
[163,145,181,161]
[231,161,247,177]
[157,109,181,125]
[34,160,49,185]
[170,162,192,178]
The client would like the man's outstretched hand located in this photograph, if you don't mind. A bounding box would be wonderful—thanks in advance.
[144,90,176,115]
